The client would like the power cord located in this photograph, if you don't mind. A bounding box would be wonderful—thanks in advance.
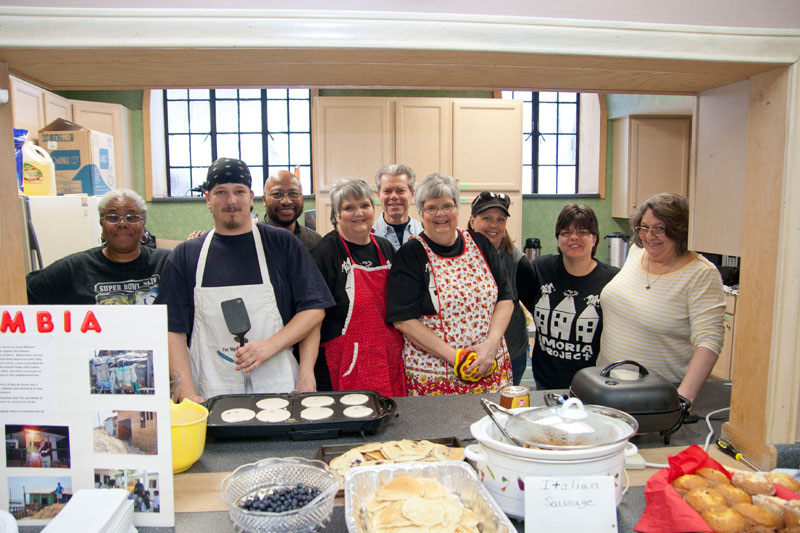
[641,407,730,469]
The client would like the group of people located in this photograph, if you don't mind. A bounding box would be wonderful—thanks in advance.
[26,157,726,404]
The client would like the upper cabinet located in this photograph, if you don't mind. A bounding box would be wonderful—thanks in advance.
[313,98,393,192]
[395,98,451,179]
[611,116,691,219]
[9,75,132,191]
[689,81,748,257]
[72,100,133,191]
[10,76,45,143]
[313,96,523,237]
[451,99,522,191]
[313,96,522,192]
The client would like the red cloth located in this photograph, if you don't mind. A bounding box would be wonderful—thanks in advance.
[635,444,800,532]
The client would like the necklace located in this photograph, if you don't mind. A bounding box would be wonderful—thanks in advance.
[644,254,676,290]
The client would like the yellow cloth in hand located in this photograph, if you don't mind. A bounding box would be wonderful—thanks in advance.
[454,349,497,382]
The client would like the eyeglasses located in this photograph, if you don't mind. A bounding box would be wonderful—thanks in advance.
[268,190,302,200]
[421,203,458,215]
[103,214,143,224]
[472,191,510,208]
[558,229,593,238]
[635,226,667,237]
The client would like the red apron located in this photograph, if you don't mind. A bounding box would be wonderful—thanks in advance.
[321,235,406,397]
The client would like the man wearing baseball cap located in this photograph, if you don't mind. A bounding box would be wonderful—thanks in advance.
[156,158,334,402]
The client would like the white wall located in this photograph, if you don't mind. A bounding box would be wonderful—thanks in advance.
[1,0,799,29]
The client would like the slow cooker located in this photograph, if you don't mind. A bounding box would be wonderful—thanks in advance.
[466,399,638,520]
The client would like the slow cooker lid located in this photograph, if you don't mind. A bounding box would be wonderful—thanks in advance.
[505,398,638,449]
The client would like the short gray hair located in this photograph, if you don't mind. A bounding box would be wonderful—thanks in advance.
[375,164,416,192]
[329,177,375,226]
[98,189,147,221]
[414,173,459,214]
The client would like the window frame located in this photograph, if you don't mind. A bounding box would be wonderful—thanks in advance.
[153,88,313,199]
[503,90,581,195]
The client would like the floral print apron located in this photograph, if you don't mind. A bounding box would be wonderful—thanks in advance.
[403,230,512,395]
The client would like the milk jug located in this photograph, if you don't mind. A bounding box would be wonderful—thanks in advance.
[22,141,57,196]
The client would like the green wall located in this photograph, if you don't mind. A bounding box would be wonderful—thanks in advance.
[519,128,630,257]
[58,89,646,248]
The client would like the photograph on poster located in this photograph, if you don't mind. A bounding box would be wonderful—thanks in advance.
[92,410,158,455]
[7,475,72,521]
[5,425,70,468]
[89,350,155,395]
[94,468,161,513]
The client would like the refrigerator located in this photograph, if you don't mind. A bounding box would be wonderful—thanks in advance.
[20,195,104,274]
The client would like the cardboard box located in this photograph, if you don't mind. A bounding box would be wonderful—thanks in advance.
[40,118,116,195]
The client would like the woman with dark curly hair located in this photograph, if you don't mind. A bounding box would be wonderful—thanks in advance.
[598,192,725,403]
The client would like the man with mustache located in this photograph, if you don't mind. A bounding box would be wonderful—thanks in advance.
[156,158,334,401]
[263,170,321,251]
[371,164,424,250]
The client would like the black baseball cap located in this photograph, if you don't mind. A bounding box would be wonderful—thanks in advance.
[204,158,252,192]
[471,191,511,216]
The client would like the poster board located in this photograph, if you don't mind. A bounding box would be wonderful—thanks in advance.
[0,305,173,528]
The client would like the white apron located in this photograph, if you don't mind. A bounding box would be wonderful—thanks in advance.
[189,226,298,398]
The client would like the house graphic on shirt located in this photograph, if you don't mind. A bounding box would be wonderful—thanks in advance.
[550,290,578,340]
[534,283,554,335]
[575,297,600,343]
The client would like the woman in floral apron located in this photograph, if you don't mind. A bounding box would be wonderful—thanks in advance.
[311,178,406,397]
[386,173,513,395]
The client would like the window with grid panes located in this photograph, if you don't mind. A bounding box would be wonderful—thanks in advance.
[163,89,312,197]
[501,91,579,195]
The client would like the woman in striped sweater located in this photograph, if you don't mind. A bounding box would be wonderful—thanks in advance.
[597,193,725,403]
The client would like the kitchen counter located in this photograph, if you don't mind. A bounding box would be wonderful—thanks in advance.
[20,379,732,533]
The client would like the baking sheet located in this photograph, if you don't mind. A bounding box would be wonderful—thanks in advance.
[344,461,515,533]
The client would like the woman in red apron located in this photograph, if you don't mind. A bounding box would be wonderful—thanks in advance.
[311,178,406,397]
[385,173,513,395]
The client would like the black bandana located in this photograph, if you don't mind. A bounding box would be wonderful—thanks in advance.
[204,158,252,191]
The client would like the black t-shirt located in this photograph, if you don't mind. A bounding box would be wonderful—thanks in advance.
[310,231,396,390]
[523,254,619,389]
[387,220,409,247]
[154,223,334,335]
[386,229,512,323]
[26,246,170,305]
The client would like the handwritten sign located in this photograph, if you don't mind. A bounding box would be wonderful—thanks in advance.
[524,476,618,532]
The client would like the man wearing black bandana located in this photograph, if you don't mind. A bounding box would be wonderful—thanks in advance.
[156,158,335,402]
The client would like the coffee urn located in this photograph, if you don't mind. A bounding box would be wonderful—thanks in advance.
[524,238,541,260]
[605,232,630,268]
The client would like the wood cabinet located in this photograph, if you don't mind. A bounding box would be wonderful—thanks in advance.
[689,81,748,257]
[313,96,523,238]
[312,97,393,192]
[711,294,737,381]
[9,75,132,191]
[72,100,133,190]
[611,116,691,218]
[42,91,73,125]
[452,99,522,191]
[10,76,44,143]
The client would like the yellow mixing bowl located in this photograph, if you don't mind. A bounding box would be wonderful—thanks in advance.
[170,399,209,473]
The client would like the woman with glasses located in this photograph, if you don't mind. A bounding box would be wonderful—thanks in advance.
[598,193,725,403]
[387,173,513,395]
[467,191,532,386]
[522,204,619,390]
[309,178,406,396]
[26,188,170,304]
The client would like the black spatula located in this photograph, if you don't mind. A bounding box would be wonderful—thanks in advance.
[221,298,253,394]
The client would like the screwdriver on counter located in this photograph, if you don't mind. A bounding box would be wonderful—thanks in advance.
[716,438,759,470]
